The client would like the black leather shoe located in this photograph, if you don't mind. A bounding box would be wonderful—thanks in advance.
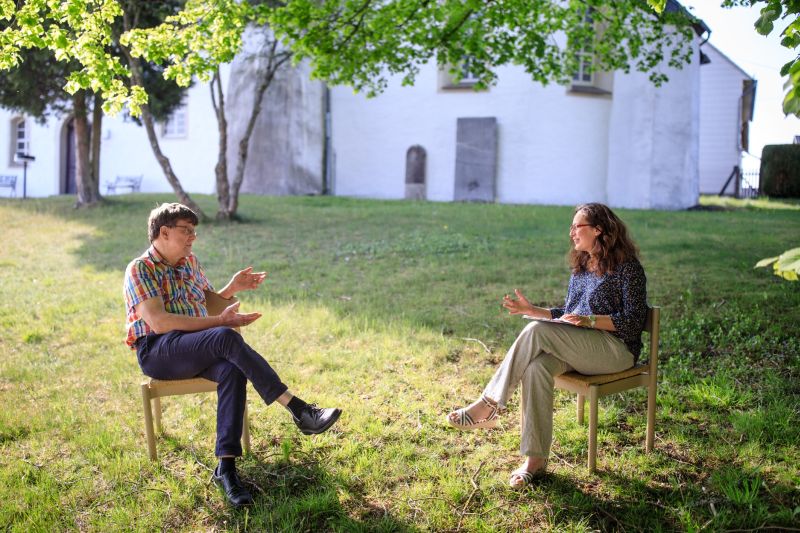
[293,404,342,435]
[213,466,254,507]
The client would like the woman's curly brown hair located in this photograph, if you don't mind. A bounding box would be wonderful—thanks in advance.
[568,203,639,275]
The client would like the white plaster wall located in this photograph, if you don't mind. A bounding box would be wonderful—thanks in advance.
[607,40,701,210]
[698,44,748,194]
[0,111,62,197]
[0,67,229,198]
[226,31,325,196]
[100,70,226,196]
[330,62,613,206]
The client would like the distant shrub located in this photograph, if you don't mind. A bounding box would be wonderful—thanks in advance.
[760,145,800,198]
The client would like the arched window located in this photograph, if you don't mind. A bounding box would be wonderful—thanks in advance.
[10,117,30,165]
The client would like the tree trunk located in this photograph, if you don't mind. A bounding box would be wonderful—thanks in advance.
[210,68,232,220]
[120,8,206,219]
[72,90,99,208]
[126,53,206,219]
[226,39,291,218]
[228,46,292,216]
[89,92,103,201]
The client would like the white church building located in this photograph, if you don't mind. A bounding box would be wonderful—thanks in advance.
[0,19,755,210]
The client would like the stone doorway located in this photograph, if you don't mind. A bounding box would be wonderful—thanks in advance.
[60,118,77,194]
[405,145,426,200]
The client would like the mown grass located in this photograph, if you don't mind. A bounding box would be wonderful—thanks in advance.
[0,193,798,532]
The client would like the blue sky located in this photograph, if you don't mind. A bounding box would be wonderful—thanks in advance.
[683,1,799,167]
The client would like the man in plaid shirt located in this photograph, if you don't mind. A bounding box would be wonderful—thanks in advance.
[124,203,341,507]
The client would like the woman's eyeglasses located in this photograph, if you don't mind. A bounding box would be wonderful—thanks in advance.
[569,224,592,232]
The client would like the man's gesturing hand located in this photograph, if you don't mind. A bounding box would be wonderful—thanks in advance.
[228,267,267,294]
[219,301,262,328]
[502,289,534,315]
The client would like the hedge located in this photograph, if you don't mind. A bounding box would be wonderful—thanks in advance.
[760,144,800,198]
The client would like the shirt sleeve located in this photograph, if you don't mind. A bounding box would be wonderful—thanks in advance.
[124,259,161,308]
[549,274,573,319]
[608,261,647,339]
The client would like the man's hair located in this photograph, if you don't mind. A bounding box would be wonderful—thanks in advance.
[147,203,199,243]
[567,202,639,275]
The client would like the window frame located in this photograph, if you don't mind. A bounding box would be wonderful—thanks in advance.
[571,8,596,88]
[10,117,30,166]
[439,56,486,90]
[572,49,595,87]
[161,98,189,139]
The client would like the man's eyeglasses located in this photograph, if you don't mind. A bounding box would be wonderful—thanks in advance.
[169,224,197,237]
[569,224,593,232]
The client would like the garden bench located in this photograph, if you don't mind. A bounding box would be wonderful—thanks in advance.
[106,175,143,194]
[554,306,660,473]
[0,175,17,197]
[140,291,251,461]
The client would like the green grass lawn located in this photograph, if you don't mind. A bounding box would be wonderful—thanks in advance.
[1,194,798,532]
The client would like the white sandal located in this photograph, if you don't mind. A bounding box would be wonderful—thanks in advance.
[446,396,500,430]
[509,465,546,489]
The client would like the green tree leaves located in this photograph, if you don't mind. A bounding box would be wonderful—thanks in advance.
[1,0,701,115]
[721,0,800,116]
[755,1,781,35]
[755,247,800,281]
[0,0,139,115]
[270,0,697,96]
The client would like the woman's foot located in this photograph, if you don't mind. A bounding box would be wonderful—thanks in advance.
[509,457,547,489]
[446,395,500,430]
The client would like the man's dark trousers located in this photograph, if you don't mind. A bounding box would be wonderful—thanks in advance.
[136,326,288,456]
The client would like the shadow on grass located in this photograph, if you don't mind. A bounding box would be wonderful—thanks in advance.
[514,458,795,531]
[158,433,414,531]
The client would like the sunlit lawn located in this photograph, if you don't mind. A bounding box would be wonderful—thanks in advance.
[1,194,798,531]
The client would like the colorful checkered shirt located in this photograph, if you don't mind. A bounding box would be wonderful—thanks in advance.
[123,245,214,349]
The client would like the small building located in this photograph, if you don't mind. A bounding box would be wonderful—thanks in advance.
[698,42,757,195]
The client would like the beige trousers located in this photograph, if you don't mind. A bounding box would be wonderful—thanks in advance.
[483,320,634,458]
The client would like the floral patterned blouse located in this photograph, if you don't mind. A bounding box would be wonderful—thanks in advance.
[550,260,648,360]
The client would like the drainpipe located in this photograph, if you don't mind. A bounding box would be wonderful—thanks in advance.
[322,85,333,195]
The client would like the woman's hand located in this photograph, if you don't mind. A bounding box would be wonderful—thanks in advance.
[560,314,591,327]
[502,289,535,315]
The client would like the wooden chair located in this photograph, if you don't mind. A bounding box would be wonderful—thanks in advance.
[140,291,251,461]
[554,306,660,473]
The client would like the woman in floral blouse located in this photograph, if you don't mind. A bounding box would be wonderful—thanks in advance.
[447,203,647,488]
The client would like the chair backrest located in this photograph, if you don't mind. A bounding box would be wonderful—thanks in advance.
[204,290,237,316]
[644,306,660,376]
[0,175,16,187]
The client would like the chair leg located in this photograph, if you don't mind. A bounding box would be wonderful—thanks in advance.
[242,404,251,455]
[141,384,157,461]
[588,386,599,473]
[646,377,657,453]
[153,397,163,434]
[577,393,585,425]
